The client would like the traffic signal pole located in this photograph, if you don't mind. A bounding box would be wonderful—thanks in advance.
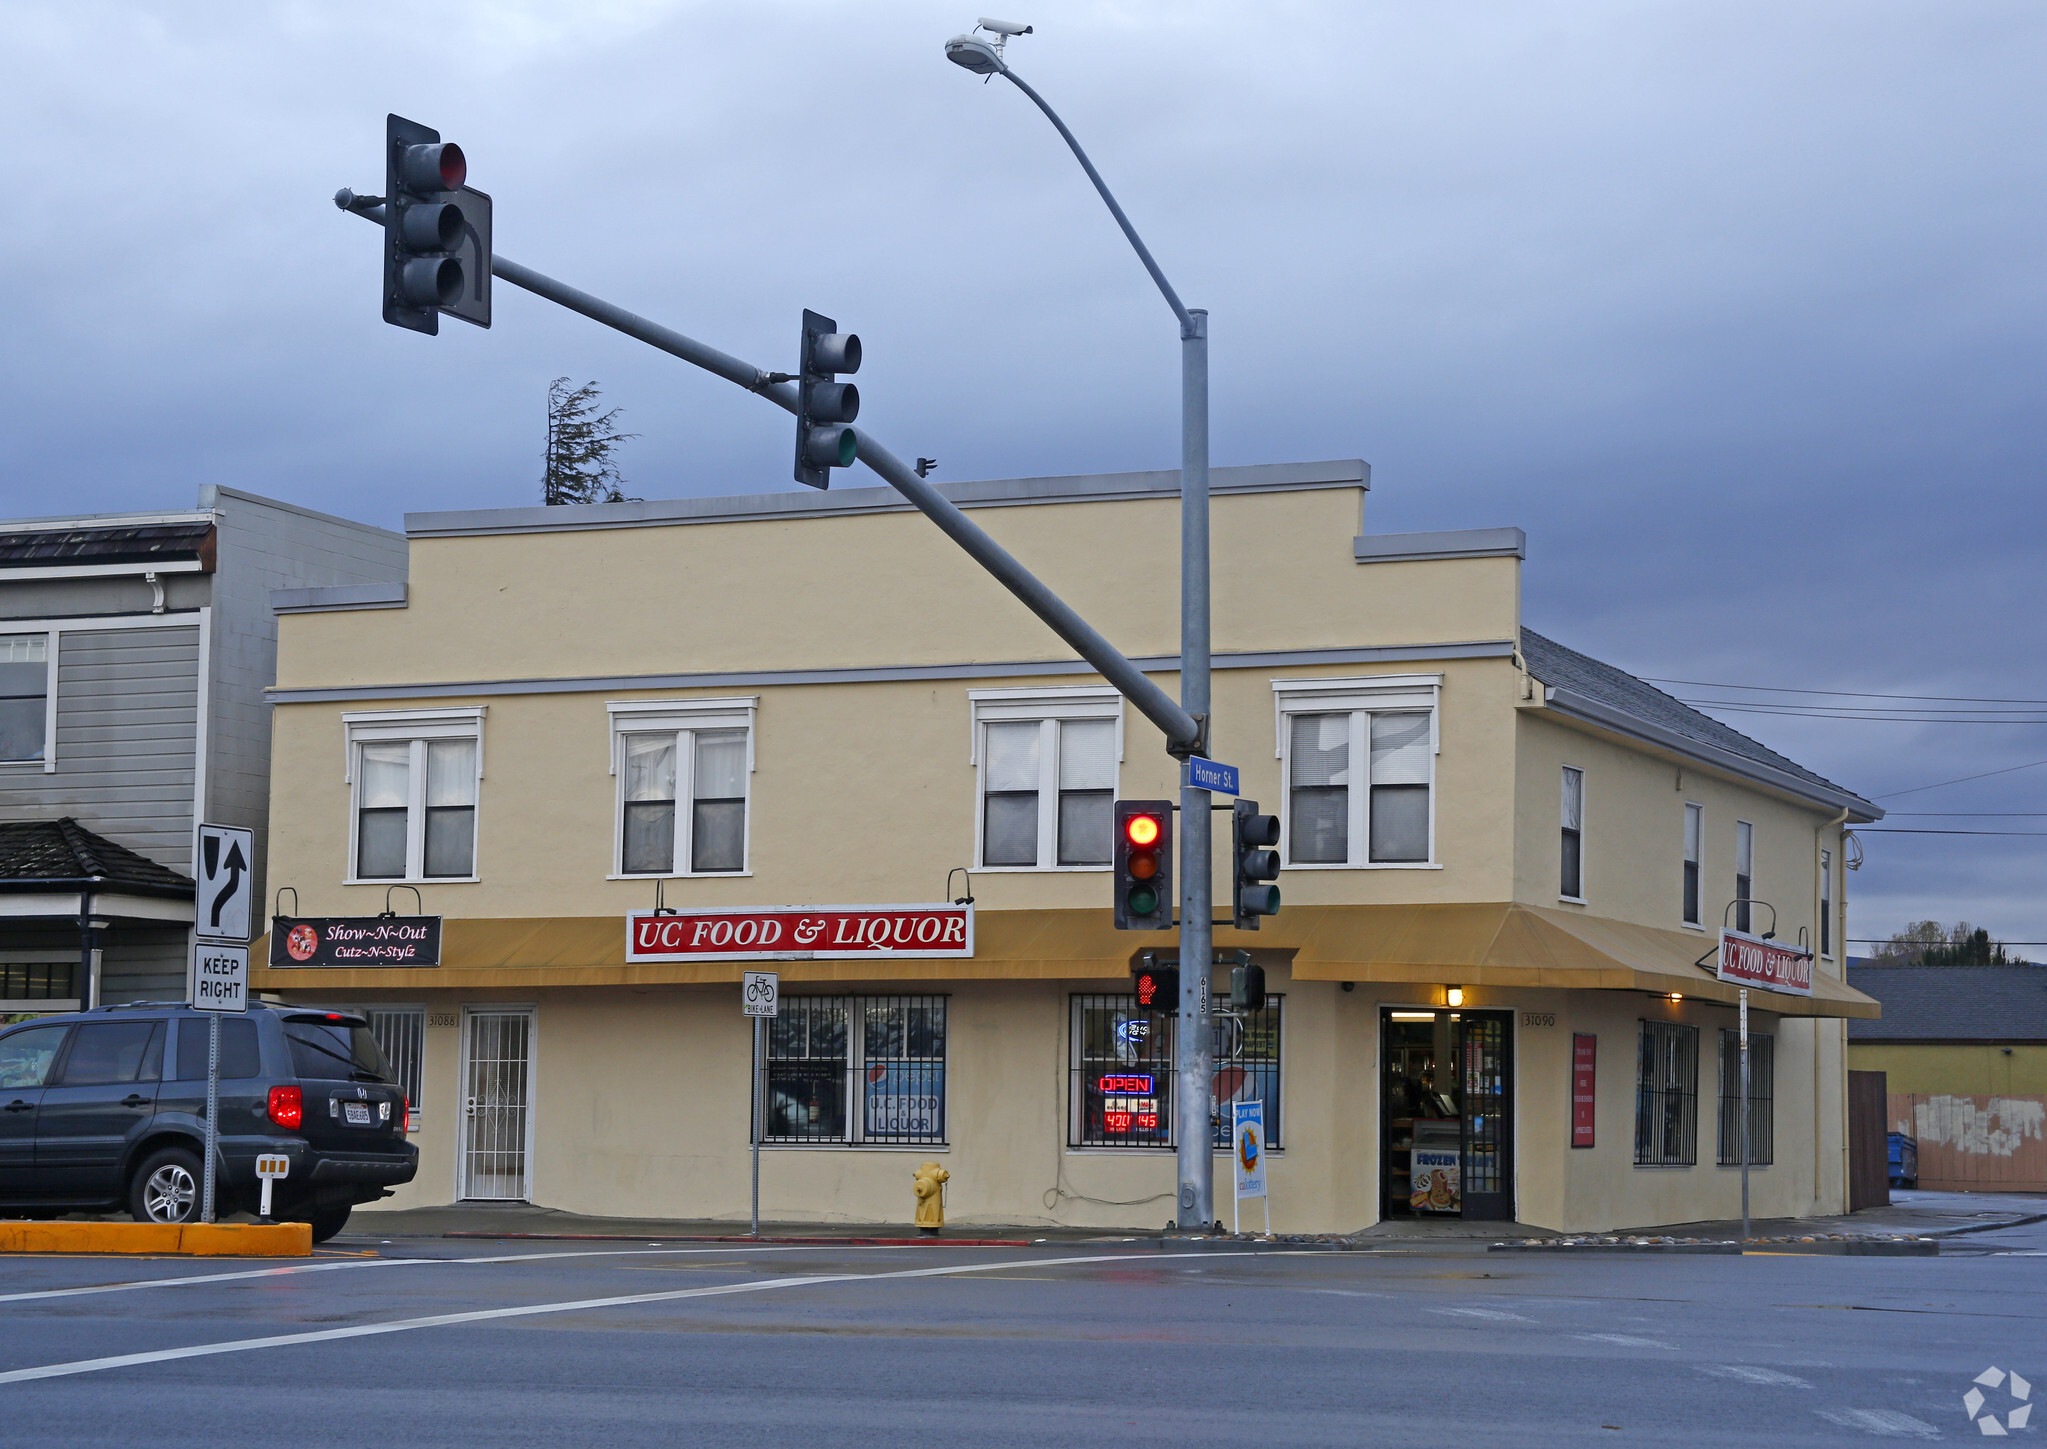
[966,56,1217,1231]
[339,202,1198,756]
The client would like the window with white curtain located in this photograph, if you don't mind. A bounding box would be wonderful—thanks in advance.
[1560,766,1585,899]
[1273,676,1439,867]
[343,709,485,882]
[969,687,1122,870]
[1735,820,1755,933]
[608,698,756,877]
[1682,803,1703,926]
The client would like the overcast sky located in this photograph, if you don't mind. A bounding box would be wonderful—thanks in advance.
[4,2,2043,949]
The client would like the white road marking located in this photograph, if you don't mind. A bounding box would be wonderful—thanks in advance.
[1700,1364,1813,1388]
[1430,1306,1535,1323]
[0,1243,919,1306]
[1813,1407,1940,1438]
[1573,1333,1675,1349]
[0,1251,1251,1385]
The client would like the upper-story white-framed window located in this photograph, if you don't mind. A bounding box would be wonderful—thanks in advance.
[607,697,757,878]
[968,687,1122,871]
[1560,766,1585,901]
[1682,802,1704,927]
[1734,820,1755,933]
[1272,675,1440,868]
[343,708,485,883]
[0,633,51,767]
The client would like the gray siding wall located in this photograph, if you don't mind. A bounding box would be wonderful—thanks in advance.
[99,926,190,1004]
[201,487,406,913]
[18,624,203,870]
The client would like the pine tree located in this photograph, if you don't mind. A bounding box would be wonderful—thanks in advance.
[542,378,639,505]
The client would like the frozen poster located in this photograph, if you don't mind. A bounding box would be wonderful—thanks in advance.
[1410,1147,1461,1214]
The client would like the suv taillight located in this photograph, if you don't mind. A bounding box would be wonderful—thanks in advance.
[400,1094,410,1133]
[268,1084,304,1130]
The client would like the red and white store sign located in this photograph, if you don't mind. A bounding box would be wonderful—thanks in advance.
[626,904,974,963]
[1716,928,1813,997]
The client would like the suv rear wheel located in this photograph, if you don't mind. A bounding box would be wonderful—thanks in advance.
[308,1205,351,1244]
[130,1145,202,1224]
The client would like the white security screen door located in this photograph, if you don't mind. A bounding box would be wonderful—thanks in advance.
[460,1008,533,1200]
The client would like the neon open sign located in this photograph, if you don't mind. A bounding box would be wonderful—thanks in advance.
[1097,1074,1155,1095]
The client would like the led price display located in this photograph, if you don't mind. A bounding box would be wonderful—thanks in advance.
[1103,1108,1162,1134]
[1097,1073,1156,1095]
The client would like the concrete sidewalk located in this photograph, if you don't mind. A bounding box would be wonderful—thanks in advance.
[346,1188,2047,1247]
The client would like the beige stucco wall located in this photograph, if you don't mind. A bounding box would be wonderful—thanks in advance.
[265,476,1859,1231]
[1849,1043,2047,1098]
[1513,710,1847,978]
[325,970,1837,1232]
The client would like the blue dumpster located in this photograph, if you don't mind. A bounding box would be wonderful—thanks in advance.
[1888,1131,1918,1189]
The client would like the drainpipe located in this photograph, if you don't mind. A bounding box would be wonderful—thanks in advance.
[1815,806,1847,1213]
[78,889,100,1009]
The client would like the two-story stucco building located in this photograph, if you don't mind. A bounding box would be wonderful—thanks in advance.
[255,460,1879,1233]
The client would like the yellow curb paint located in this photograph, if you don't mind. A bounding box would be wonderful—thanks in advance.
[0,1221,311,1257]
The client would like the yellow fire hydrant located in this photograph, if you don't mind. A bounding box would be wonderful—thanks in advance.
[913,1161,949,1236]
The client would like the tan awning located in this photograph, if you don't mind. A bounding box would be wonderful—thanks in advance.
[252,901,1877,1018]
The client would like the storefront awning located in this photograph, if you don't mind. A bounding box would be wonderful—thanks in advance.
[1281,902,1877,1018]
[252,901,1876,1018]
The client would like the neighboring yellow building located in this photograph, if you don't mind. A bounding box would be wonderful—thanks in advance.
[254,461,1878,1233]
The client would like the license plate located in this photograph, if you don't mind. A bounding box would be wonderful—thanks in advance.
[344,1101,373,1126]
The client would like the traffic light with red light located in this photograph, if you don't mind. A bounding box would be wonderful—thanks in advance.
[1114,799,1173,931]
[383,114,490,334]
[795,309,860,487]
[1232,798,1282,930]
[1131,951,1180,1013]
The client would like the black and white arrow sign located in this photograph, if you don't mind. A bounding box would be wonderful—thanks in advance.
[194,823,255,944]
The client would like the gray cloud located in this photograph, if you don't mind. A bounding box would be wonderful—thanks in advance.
[3,0,2042,943]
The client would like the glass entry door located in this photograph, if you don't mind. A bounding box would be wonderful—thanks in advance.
[1380,1008,1514,1221]
[461,1008,533,1201]
[1458,1012,1514,1221]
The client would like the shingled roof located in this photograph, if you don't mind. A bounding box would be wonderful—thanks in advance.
[0,819,194,897]
[0,520,214,570]
[1520,629,1879,818]
[1847,960,2047,1042]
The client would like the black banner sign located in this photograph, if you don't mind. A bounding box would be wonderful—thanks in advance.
[268,916,442,968]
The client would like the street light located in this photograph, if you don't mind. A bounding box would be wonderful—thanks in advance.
[947,17,1216,1233]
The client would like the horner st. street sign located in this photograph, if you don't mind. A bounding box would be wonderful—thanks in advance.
[626,904,973,962]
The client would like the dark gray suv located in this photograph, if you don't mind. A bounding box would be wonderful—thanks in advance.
[0,1001,417,1242]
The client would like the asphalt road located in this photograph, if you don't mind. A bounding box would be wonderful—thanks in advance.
[2,1220,2045,1447]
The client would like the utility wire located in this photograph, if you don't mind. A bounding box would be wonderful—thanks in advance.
[1646,677,2047,706]
[1875,758,2047,799]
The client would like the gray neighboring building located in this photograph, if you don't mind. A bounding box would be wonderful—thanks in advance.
[0,487,404,1009]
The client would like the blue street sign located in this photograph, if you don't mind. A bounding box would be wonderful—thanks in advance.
[1187,757,1239,795]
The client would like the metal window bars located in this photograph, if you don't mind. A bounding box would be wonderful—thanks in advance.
[757,994,947,1146]
[1633,1020,1699,1166]
[1716,1028,1775,1166]
[1068,993,1282,1150]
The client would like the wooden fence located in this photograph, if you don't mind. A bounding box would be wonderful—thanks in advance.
[1889,1092,2047,1193]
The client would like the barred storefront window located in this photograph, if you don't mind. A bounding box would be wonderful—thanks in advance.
[1635,1020,1698,1166]
[758,995,946,1146]
[1068,993,1282,1150]
[1716,1029,1775,1166]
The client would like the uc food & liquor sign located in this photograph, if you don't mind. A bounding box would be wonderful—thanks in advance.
[627,904,974,963]
[1716,928,1813,997]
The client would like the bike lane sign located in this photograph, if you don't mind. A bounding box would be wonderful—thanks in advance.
[743,970,780,1018]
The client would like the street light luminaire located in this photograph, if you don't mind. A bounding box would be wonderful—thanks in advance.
[945,17,1031,74]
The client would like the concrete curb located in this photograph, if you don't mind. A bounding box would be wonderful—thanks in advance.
[1488,1237,1939,1257]
[0,1221,312,1257]
[440,1232,1033,1247]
